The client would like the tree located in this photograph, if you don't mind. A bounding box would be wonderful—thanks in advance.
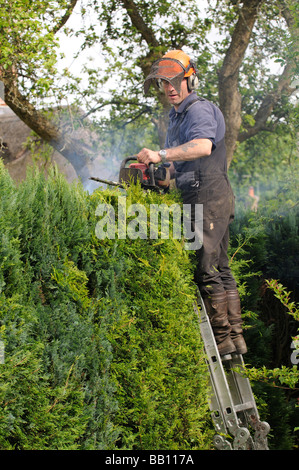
[0,0,297,184]
[0,0,101,185]
[217,0,298,164]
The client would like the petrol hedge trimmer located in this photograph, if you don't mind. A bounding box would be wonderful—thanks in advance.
[90,156,169,192]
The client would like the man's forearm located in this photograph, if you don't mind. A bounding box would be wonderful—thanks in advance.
[166,139,212,162]
[137,138,212,166]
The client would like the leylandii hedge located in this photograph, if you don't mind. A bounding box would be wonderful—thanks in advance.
[0,160,212,450]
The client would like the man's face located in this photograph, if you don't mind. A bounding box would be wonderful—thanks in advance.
[162,78,191,109]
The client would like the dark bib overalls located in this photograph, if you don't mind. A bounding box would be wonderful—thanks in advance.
[166,96,237,297]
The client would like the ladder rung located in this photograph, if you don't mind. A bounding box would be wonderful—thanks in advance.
[234,401,255,412]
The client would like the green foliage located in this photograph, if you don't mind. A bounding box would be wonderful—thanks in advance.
[266,279,299,323]
[231,279,299,450]
[91,185,212,449]
[0,0,61,101]
[228,165,299,450]
[0,160,212,450]
[230,127,298,196]
[0,162,117,449]
[238,363,299,390]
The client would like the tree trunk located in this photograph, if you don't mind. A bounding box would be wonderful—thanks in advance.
[2,73,99,186]
[218,0,263,167]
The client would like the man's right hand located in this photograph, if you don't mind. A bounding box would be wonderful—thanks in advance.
[137,148,161,165]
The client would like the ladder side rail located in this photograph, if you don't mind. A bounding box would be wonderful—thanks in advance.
[229,355,270,450]
[194,297,251,446]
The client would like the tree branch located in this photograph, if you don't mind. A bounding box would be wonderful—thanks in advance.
[1,67,99,185]
[238,0,298,142]
[238,63,296,142]
[119,0,159,49]
[119,0,168,82]
[51,0,79,35]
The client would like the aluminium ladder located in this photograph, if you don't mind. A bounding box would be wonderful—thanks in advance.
[193,292,270,450]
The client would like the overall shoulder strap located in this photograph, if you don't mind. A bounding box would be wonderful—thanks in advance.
[182,96,205,115]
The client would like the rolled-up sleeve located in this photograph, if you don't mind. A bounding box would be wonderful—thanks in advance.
[183,101,220,149]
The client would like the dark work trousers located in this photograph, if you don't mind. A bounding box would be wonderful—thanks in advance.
[182,174,237,297]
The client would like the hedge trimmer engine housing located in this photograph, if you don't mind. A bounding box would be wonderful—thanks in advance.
[90,156,169,191]
[118,157,167,190]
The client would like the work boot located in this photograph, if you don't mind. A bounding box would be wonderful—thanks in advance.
[226,289,247,354]
[203,292,236,356]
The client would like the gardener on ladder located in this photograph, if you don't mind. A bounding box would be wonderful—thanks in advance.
[137,49,247,356]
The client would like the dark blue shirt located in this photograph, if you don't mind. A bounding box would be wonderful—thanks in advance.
[165,92,227,178]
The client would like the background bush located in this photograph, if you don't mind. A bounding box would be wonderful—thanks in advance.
[228,162,299,450]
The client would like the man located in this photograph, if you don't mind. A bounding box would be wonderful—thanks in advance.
[137,50,247,356]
